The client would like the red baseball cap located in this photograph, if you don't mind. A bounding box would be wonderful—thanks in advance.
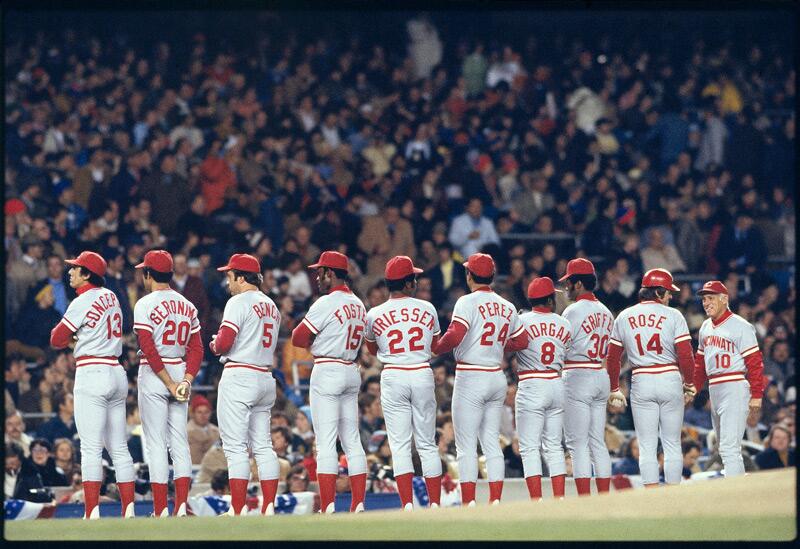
[135,250,174,273]
[190,394,211,412]
[696,280,729,296]
[65,251,107,277]
[641,268,680,291]
[463,253,495,278]
[527,276,562,299]
[4,198,26,216]
[385,255,423,280]
[217,253,261,274]
[558,258,595,282]
[308,251,349,271]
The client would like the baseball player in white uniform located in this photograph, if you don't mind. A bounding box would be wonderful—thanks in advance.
[363,256,443,510]
[210,253,282,515]
[432,253,528,506]
[559,258,613,496]
[133,250,203,516]
[49,251,136,519]
[693,280,765,478]
[291,251,368,514]
[605,269,696,487]
[514,277,570,500]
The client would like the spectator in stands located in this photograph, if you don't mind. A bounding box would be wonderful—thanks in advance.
[16,284,63,352]
[612,437,640,476]
[358,202,417,280]
[293,406,314,443]
[29,438,68,487]
[755,424,795,470]
[681,440,702,479]
[170,253,211,342]
[715,211,767,276]
[425,242,467,310]
[5,411,32,457]
[432,363,454,411]
[640,227,687,273]
[271,426,299,465]
[684,389,713,430]
[358,393,385,449]
[35,390,76,444]
[187,395,220,465]
[744,407,769,447]
[201,469,230,497]
[7,236,47,320]
[764,341,794,394]
[53,438,78,482]
[284,464,311,495]
[448,198,500,259]
[5,442,52,502]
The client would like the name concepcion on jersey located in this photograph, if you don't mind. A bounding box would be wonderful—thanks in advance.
[365,297,440,365]
[61,287,123,358]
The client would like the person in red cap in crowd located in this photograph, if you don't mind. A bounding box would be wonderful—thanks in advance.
[49,251,136,519]
[362,256,443,510]
[511,276,570,501]
[693,280,766,478]
[558,258,614,496]
[133,250,204,517]
[209,253,282,515]
[604,269,696,488]
[186,394,219,465]
[291,251,369,513]
[431,253,528,506]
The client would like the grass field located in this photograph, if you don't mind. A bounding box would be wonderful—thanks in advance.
[6,469,796,541]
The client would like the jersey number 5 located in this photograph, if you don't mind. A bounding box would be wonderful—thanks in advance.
[262,323,274,348]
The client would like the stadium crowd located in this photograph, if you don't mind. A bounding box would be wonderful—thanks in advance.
[4,13,795,504]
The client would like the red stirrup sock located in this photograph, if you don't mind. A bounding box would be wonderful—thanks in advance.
[118,481,135,516]
[151,482,168,516]
[596,477,611,493]
[488,480,504,503]
[317,473,337,513]
[229,478,249,515]
[525,475,542,500]
[349,473,367,512]
[575,477,591,496]
[425,475,442,506]
[551,474,566,498]
[83,480,101,518]
[173,477,190,515]
[460,481,476,505]
[395,473,414,507]
[260,479,279,513]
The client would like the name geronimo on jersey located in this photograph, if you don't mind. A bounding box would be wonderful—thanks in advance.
[147,298,198,326]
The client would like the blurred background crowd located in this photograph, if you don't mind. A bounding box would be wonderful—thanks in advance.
[4,9,795,503]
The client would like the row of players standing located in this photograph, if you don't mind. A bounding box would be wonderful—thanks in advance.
[48,247,765,519]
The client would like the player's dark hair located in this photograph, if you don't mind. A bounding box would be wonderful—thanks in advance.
[270,425,291,443]
[79,266,105,287]
[144,267,172,284]
[528,295,555,310]
[470,271,494,285]
[358,393,377,413]
[385,274,416,293]
[638,286,668,302]
[325,266,349,283]
[232,269,264,287]
[569,273,596,291]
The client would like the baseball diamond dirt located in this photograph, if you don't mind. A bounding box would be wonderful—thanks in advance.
[6,468,795,541]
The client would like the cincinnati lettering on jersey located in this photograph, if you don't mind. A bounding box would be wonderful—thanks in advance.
[477,302,513,321]
[580,311,614,334]
[85,292,119,328]
[149,299,198,325]
[333,303,367,325]
[371,306,436,337]
[528,321,570,345]
[252,301,280,322]
[627,313,666,331]
[703,334,735,353]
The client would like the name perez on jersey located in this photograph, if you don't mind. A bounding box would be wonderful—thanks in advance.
[627,313,667,331]
[371,306,436,337]
[332,303,367,325]
[528,321,571,345]
[580,312,614,334]
[702,334,736,353]
[85,292,119,328]
[148,299,197,325]
[478,302,513,321]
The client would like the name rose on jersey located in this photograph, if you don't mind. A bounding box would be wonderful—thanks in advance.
[580,311,614,335]
[148,299,198,325]
[370,306,436,337]
[84,292,119,328]
[626,313,667,331]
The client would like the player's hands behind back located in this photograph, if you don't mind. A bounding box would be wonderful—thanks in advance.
[608,389,627,411]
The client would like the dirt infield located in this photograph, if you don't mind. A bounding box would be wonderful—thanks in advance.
[6,468,795,541]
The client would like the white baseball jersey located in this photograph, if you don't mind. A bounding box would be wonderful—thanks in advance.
[133,289,200,359]
[300,287,366,362]
[697,311,759,378]
[450,288,524,366]
[60,287,123,358]
[364,296,440,366]
[562,294,614,367]
[610,301,691,371]
[220,290,281,367]
[516,309,572,375]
